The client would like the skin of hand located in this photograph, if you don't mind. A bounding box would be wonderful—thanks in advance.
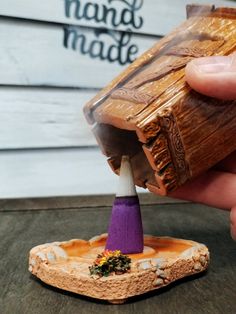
[170,53,236,240]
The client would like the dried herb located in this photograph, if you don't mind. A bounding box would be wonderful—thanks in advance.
[89,250,131,277]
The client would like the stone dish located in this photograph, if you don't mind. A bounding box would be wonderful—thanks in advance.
[29,234,209,304]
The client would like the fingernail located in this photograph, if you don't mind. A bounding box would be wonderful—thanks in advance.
[192,56,233,74]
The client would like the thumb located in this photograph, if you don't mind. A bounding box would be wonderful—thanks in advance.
[230,207,236,241]
[185,53,236,100]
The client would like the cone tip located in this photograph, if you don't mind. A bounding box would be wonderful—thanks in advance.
[116,155,136,197]
[121,155,129,162]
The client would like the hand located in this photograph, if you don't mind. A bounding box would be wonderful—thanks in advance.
[170,53,236,240]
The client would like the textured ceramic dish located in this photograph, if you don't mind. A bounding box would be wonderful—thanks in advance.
[29,234,209,304]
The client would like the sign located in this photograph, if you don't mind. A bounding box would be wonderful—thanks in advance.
[64,0,145,65]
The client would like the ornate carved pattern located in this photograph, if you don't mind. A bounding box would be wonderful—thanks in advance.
[109,32,225,106]
[149,133,167,155]
[85,12,236,195]
[126,57,193,89]
[111,88,154,105]
[156,163,178,192]
[166,39,225,57]
[111,55,192,105]
[141,119,161,140]
[167,46,209,57]
[160,110,190,184]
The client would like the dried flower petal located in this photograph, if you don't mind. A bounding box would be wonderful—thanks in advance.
[89,250,131,277]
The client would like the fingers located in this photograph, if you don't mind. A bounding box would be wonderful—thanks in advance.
[185,53,236,100]
[183,54,236,241]
[230,207,236,241]
[170,170,236,210]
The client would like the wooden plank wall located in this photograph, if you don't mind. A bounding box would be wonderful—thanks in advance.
[0,0,234,198]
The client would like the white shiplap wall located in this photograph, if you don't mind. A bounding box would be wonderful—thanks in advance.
[0,0,235,198]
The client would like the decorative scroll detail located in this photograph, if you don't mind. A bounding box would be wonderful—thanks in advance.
[166,46,209,57]
[109,32,225,106]
[111,88,154,105]
[111,56,193,104]
[166,39,225,57]
[126,57,193,89]
[160,110,190,184]
[141,118,161,140]
[88,31,226,118]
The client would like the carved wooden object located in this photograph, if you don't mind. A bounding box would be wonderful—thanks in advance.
[84,5,236,195]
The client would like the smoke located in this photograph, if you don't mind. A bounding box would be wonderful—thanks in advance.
[186,4,215,19]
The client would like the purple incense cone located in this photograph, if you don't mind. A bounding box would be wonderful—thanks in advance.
[105,156,144,254]
[106,195,143,254]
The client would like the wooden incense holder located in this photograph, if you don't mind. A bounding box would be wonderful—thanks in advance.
[84,5,236,195]
[29,234,209,304]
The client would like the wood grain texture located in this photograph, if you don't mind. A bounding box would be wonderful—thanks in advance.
[0,0,234,36]
[0,87,97,149]
[0,201,235,313]
[86,9,236,195]
[0,18,157,88]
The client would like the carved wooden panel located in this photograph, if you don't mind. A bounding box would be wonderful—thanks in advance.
[84,5,236,195]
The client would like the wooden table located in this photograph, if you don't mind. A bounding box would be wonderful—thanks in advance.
[0,195,235,314]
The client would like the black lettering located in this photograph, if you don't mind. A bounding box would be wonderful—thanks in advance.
[63,26,139,65]
[83,2,99,21]
[109,0,144,29]
[107,44,119,63]
[63,27,89,54]
[127,44,138,63]
[65,0,144,30]
[106,31,136,65]
[120,8,134,28]
[65,0,81,19]
[130,0,144,29]
[89,40,106,60]
[102,6,120,27]
[117,32,132,65]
